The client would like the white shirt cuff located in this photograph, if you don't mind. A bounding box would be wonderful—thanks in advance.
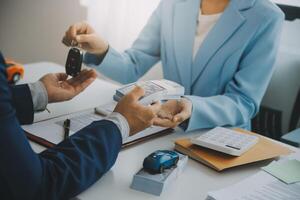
[105,112,130,142]
[28,81,48,112]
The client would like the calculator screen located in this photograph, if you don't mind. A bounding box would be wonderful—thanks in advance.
[139,82,165,97]
[118,81,165,97]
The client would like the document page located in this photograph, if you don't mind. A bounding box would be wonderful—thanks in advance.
[55,112,167,144]
[23,110,167,145]
[262,160,300,184]
[207,171,300,200]
[55,113,103,133]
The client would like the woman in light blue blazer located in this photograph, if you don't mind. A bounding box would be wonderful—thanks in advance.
[63,0,284,132]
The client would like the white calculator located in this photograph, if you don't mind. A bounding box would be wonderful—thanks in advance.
[191,127,259,156]
[113,79,185,105]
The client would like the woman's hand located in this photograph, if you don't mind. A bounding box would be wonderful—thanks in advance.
[114,87,161,135]
[62,21,108,55]
[153,98,192,128]
[40,69,97,103]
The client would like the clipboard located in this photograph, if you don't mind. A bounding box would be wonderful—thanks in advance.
[25,128,174,149]
[23,110,174,149]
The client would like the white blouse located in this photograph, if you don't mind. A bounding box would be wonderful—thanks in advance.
[193,10,222,60]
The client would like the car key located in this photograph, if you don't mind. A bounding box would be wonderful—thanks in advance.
[65,47,83,77]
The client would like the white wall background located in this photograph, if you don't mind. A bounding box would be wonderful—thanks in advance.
[85,0,162,81]
[0,0,87,65]
[86,0,160,51]
[273,0,300,7]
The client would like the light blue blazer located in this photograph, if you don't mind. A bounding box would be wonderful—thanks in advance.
[85,0,284,132]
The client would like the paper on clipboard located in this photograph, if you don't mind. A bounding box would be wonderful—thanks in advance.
[22,107,171,148]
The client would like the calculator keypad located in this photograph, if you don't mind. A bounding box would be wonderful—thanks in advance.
[191,127,259,156]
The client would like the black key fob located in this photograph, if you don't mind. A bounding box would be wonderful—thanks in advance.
[65,47,83,77]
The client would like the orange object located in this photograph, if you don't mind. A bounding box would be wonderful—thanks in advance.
[175,128,293,171]
[5,59,24,84]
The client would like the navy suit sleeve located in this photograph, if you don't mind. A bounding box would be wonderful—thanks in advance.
[10,84,34,124]
[0,54,122,200]
[0,52,34,124]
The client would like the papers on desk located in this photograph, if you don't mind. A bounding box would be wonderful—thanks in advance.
[55,109,169,144]
[22,108,171,148]
[262,159,300,184]
[207,170,300,200]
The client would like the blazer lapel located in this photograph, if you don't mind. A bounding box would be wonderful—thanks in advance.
[191,0,246,84]
[173,0,200,90]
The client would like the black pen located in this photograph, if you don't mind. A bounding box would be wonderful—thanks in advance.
[63,119,71,140]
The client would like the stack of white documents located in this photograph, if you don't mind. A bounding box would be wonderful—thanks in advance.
[207,170,300,200]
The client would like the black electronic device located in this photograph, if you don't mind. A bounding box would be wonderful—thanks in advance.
[65,47,83,77]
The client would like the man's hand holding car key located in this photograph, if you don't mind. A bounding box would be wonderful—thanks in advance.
[37,42,97,104]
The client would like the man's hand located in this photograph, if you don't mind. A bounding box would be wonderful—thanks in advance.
[114,87,161,136]
[40,69,97,103]
[153,99,192,128]
[62,21,108,56]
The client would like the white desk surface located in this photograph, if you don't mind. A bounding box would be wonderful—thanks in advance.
[24,63,300,200]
